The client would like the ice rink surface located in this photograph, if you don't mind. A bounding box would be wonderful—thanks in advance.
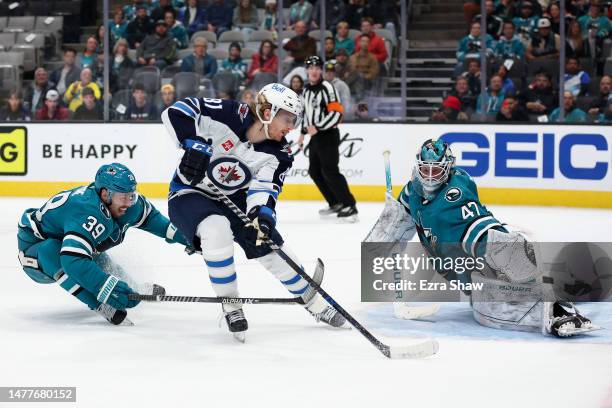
[2,197,612,408]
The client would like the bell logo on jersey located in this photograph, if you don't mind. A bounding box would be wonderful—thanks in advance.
[0,126,27,175]
[444,187,462,202]
[221,139,234,151]
[206,157,252,191]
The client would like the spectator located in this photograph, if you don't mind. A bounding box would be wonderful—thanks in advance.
[207,0,233,36]
[588,75,612,117]
[476,74,506,117]
[455,21,494,75]
[430,96,469,122]
[260,0,278,33]
[597,101,612,123]
[335,21,355,56]
[123,0,146,22]
[512,1,539,44]
[72,87,103,120]
[497,64,516,95]
[526,18,560,60]
[24,67,53,115]
[462,58,482,96]
[289,74,304,96]
[324,59,352,119]
[50,48,81,96]
[220,42,248,82]
[354,17,388,64]
[151,0,175,23]
[165,10,188,49]
[449,76,476,112]
[312,0,346,32]
[179,0,208,36]
[345,0,366,30]
[35,90,70,121]
[494,0,516,21]
[158,83,176,111]
[578,4,611,39]
[246,39,278,82]
[323,37,335,60]
[365,0,398,38]
[473,0,504,39]
[109,8,128,49]
[283,20,317,68]
[288,0,313,29]
[233,0,259,38]
[567,20,585,58]
[564,57,590,97]
[239,88,255,105]
[137,20,177,69]
[348,35,379,99]
[496,96,529,122]
[546,2,562,34]
[549,91,588,122]
[110,38,135,93]
[125,83,158,121]
[126,5,154,48]
[0,90,30,121]
[494,21,525,60]
[334,48,352,81]
[64,68,102,112]
[181,37,218,79]
[95,25,106,53]
[77,36,99,70]
[523,70,557,116]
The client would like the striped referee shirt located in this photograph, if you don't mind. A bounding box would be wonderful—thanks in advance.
[301,79,344,133]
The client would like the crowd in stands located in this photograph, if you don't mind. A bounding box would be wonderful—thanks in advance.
[0,0,400,122]
[435,0,612,123]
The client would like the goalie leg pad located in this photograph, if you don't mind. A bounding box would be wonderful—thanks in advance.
[485,229,537,283]
[363,194,416,243]
[471,273,543,332]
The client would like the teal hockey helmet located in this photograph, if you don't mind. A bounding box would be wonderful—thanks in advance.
[414,139,455,199]
[94,163,138,205]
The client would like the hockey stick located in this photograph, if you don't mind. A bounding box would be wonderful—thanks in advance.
[130,294,305,305]
[205,179,439,359]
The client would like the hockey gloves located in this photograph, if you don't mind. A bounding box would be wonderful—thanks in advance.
[97,275,140,310]
[247,205,276,246]
[179,139,213,186]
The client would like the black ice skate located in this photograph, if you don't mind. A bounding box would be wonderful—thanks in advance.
[337,205,358,223]
[546,301,601,338]
[319,203,343,218]
[224,307,248,343]
[310,305,348,328]
[96,303,133,326]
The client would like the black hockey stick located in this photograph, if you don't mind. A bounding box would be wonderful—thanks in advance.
[205,180,439,359]
[129,294,305,305]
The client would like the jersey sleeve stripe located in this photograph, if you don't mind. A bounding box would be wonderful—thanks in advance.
[247,189,279,199]
[63,234,93,254]
[60,248,93,259]
[166,224,177,240]
[133,199,152,228]
[171,101,197,118]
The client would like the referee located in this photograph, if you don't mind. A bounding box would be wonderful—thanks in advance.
[298,55,358,222]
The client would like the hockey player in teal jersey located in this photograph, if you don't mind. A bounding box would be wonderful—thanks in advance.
[16,163,190,325]
[390,139,598,337]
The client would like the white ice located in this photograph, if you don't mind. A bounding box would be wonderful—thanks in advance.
[2,198,612,408]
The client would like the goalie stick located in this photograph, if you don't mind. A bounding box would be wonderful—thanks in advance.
[205,179,439,359]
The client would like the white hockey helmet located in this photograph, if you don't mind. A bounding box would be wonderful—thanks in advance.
[255,83,303,139]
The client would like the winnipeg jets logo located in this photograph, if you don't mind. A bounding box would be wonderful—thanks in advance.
[444,187,462,202]
[206,157,252,191]
[218,164,242,184]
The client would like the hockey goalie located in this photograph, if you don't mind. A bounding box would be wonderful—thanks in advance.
[364,139,601,338]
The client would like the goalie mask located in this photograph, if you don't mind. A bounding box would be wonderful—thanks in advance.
[413,139,455,200]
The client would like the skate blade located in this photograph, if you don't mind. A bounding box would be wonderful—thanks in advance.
[558,324,602,337]
[120,317,135,326]
[337,215,359,224]
[232,331,246,343]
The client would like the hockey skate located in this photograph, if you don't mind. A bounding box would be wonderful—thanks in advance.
[222,306,249,343]
[319,203,343,218]
[544,301,601,338]
[304,294,348,328]
[96,303,133,326]
[337,206,359,223]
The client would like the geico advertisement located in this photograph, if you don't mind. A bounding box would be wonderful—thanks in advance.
[1,123,612,192]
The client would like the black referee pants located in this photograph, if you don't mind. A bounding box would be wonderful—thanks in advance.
[308,128,356,207]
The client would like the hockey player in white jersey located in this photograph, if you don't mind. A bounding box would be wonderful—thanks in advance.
[161,84,346,341]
